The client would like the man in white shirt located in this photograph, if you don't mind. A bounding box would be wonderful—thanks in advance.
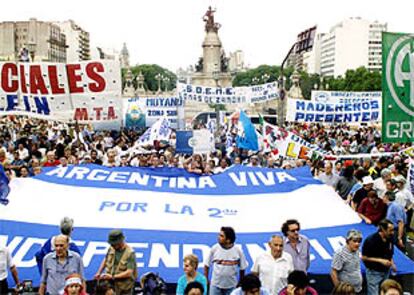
[251,235,294,294]
[0,246,20,293]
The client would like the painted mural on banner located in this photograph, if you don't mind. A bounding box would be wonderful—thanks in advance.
[262,120,329,159]
[1,165,413,285]
[123,97,183,129]
[382,32,414,143]
[177,81,280,105]
[0,61,122,123]
[311,90,381,103]
[286,98,381,123]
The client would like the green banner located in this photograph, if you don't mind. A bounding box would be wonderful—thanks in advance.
[382,32,414,143]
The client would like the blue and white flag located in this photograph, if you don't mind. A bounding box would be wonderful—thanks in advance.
[176,130,214,154]
[136,117,171,146]
[1,165,413,285]
[206,118,216,134]
[236,111,259,151]
[0,165,9,205]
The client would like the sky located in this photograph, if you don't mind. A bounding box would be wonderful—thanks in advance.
[1,0,413,72]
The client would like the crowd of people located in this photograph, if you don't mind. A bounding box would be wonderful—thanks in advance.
[0,115,413,294]
[0,218,409,295]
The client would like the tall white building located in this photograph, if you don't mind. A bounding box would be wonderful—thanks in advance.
[55,20,90,62]
[302,33,324,74]
[228,50,245,73]
[0,18,66,62]
[320,18,387,77]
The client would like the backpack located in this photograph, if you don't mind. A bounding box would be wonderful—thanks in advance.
[140,272,167,295]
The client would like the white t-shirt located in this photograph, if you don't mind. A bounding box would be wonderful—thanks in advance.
[0,247,13,280]
[251,251,294,294]
[204,243,248,289]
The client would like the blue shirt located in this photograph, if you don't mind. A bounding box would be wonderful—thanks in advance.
[283,235,310,272]
[386,201,407,227]
[176,272,207,295]
[41,250,84,295]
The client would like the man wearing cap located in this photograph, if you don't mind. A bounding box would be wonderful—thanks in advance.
[35,217,81,274]
[351,176,374,210]
[383,191,407,250]
[331,230,363,293]
[39,235,84,295]
[95,230,137,295]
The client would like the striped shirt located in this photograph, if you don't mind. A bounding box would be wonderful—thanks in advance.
[332,246,362,292]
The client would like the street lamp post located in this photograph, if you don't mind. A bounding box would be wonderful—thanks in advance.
[155,73,162,94]
[212,69,221,136]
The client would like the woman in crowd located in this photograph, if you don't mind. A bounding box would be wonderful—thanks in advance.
[176,254,207,295]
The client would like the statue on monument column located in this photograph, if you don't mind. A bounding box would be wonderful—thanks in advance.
[203,6,221,32]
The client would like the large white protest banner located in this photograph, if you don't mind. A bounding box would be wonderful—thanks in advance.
[177,81,280,105]
[286,98,381,123]
[1,165,413,284]
[0,61,122,124]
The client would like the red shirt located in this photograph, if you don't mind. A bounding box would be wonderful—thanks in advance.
[357,197,386,225]
[43,160,61,167]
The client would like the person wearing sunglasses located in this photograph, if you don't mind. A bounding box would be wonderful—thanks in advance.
[281,220,310,273]
[331,230,363,294]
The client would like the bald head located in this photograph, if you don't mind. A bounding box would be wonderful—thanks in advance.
[54,234,69,258]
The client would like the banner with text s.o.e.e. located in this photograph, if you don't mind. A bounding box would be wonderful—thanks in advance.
[1,165,413,285]
[0,61,122,124]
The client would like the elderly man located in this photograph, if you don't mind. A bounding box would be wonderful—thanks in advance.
[35,217,81,274]
[251,235,293,294]
[281,219,310,273]
[95,230,137,295]
[373,168,392,199]
[318,161,340,188]
[331,230,363,293]
[39,235,84,295]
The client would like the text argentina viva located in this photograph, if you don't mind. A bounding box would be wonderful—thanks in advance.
[45,166,297,189]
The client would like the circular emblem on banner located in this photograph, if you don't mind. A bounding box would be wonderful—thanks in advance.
[188,137,197,147]
[314,92,329,103]
[386,35,414,116]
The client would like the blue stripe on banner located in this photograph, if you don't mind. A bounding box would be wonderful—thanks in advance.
[1,220,413,286]
[35,165,321,195]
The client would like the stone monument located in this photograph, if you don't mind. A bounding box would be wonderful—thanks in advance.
[122,68,136,97]
[191,6,232,87]
[287,70,303,99]
[135,71,146,96]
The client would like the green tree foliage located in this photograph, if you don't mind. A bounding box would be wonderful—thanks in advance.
[324,67,381,92]
[232,65,295,89]
[121,64,177,93]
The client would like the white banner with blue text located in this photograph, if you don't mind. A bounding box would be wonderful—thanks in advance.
[177,82,280,105]
[286,98,381,123]
[311,91,382,103]
[1,165,413,285]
